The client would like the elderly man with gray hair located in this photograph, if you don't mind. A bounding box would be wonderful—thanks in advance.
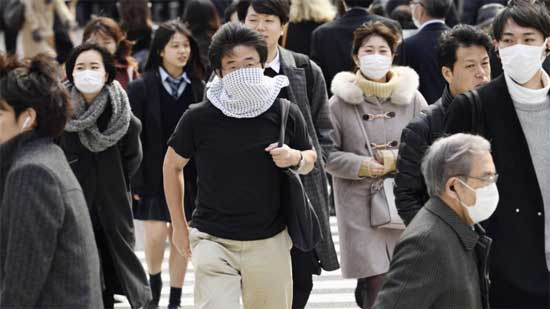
[373,133,496,309]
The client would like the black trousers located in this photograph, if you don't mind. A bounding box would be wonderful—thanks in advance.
[291,247,321,309]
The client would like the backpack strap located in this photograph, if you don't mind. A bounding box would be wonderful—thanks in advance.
[463,89,485,136]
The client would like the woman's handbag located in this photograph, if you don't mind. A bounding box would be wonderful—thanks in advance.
[278,99,323,251]
[353,107,405,230]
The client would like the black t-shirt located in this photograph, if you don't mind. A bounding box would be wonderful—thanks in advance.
[168,99,312,241]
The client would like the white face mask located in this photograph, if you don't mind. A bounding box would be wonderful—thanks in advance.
[457,179,499,224]
[411,4,422,29]
[499,40,548,84]
[73,70,105,94]
[359,54,392,80]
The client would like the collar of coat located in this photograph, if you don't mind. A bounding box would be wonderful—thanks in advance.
[330,66,420,105]
[0,132,48,194]
[425,197,482,251]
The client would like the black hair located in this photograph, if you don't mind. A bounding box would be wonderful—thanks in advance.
[420,0,452,19]
[0,53,71,138]
[208,22,268,72]
[65,43,117,85]
[492,0,550,41]
[437,24,492,70]
[236,0,290,24]
[224,1,240,22]
[144,20,205,80]
[343,0,374,9]
[182,0,221,38]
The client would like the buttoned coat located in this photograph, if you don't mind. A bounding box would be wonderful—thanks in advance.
[326,67,427,278]
[279,47,339,271]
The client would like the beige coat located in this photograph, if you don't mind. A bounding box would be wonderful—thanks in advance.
[326,67,427,278]
[20,0,73,58]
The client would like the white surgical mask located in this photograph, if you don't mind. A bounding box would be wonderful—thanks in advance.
[457,179,499,224]
[206,67,289,118]
[73,70,105,94]
[359,54,392,80]
[411,4,422,29]
[499,39,548,84]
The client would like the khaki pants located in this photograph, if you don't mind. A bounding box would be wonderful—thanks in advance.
[189,228,293,309]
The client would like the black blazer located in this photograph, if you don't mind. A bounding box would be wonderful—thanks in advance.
[128,71,204,197]
[285,21,324,57]
[310,8,400,95]
[395,22,450,104]
[445,75,549,308]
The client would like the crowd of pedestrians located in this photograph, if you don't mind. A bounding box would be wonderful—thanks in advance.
[1,0,550,308]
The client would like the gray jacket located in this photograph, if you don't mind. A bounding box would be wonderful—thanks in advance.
[0,132,102,308]
[279,47,339,271]
[374,197,492,309]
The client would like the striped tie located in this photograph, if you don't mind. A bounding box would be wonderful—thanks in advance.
[165,76,185,98]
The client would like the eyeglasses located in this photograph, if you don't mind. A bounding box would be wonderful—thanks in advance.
[457,173,499,185]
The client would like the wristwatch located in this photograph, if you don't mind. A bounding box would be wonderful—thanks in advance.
[292,151,306,171]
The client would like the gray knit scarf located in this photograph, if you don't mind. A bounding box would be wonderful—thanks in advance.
[65,80,131,153]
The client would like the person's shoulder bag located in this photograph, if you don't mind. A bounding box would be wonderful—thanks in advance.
[278,98,323,251]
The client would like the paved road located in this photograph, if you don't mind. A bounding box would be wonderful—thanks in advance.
[116,217,357,308]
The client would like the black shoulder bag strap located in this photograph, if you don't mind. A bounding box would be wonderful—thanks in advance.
[279,98,291,147]
[464,89,485,136]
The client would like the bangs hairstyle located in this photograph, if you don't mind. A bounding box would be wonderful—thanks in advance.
[82,17,135,66]
[0,53,71,138]
[208,22,268,72]
[143,20,205,81]
[237,0,291,24]
[352,20,402,56]
[492,0,550,41]
[65,43,117,85]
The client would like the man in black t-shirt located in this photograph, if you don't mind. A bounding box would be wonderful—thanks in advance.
[163,23,316,309]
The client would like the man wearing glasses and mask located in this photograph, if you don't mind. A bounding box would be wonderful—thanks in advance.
[373,133,496,309]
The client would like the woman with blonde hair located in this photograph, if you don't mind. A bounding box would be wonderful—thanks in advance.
[283,0,336,56]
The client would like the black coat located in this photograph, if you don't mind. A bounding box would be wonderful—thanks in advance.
[58,102,151,308]
[128,71,204,218]
[310,8,400,95]
[395,22,450,104]
[285,21,324,57]
[445,75,549,308]
[395,87,454,225]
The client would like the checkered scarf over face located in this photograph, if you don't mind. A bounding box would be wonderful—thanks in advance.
[207,67,289,118]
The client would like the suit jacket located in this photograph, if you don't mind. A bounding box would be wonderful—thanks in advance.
[445,75,549,308]
[0,132,102,308]
[279,47,339,271]
[396,22,450,104]
[310,8,400,96]
[374,197,492,309]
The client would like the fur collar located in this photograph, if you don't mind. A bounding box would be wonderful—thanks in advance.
[330,66,420,105]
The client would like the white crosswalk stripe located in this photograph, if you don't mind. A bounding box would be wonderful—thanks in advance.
[116,217,356,308]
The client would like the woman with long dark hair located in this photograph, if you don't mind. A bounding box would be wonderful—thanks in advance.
[0,53,102,308]
[128,20,205,308]
[82,17,139,90]
[182,0,221,72]
[59,43,151,308]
